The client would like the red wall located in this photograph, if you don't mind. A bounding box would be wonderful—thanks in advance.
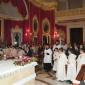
[4,1,57,45]
[29,2,55,45]
[4,20,29,45]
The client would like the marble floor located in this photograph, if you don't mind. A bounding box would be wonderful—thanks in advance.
[35,80,48,85]
[35,70,72,85]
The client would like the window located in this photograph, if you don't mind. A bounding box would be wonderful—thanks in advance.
[68,0,83,9]
[57,0,67,10]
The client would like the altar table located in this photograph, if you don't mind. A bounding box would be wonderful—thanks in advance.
[0,60,37,85]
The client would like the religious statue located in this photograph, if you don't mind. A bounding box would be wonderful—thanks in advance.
[14,33,19,46]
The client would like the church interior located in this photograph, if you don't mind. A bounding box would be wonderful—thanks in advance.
[0,0,85,85]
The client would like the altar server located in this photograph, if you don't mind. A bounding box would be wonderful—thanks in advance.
[43,44,52,72]
[66,49,77,82]
[53,48,59,72]
[57,48,67,81]
[77,48,85,74]
[53,40,61,50]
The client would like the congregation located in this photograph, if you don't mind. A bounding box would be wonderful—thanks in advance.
[0,40,85,84]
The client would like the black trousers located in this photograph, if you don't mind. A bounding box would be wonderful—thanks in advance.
[43,63,52,72]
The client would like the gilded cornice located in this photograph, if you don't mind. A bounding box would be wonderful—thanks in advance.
[29,0,57,10]
[55,8,85,23]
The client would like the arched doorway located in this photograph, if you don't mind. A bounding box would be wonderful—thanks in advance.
[70,28,83,45]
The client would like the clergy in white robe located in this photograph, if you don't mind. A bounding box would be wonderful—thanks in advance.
[77,48,85,75]
[66,49,77,81]
[10,47,17,58]
[53,40,61,51]
[18,48,25,58]
[53,44,61,51]
[57,48,67,81]
[43,44,52,72]
[3,47,11,59]
[53,48,59,71]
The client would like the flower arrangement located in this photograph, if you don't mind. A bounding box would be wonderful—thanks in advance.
[14,56,38,66]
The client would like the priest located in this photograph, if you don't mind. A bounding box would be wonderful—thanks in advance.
[43,44,52,72]
[53,48,59,73]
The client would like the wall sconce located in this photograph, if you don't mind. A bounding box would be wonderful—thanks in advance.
[26,29,30,33]
[25,33,27,36]
[54,31,59,38]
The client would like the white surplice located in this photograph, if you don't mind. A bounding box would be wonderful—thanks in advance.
[43,48,52,63]
[57,52,67,81]
[53,51,59,71]
[10,48,17,57]
[18,49,25,57]
[66,53,77,81]
[77,53,85,75]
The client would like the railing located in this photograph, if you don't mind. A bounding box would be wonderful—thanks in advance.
[56,8,85,17]
[55,8,85,22]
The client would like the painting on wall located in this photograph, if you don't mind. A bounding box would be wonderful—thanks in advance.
[11,26,22,46]
[42,18,50,34]
[33,16,38,33]
[12,32,21,46]
[58,29,65,41]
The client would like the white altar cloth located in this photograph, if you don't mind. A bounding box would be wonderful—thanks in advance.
[0,60,37,85]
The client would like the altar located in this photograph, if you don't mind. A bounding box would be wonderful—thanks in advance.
[0,60,37,85]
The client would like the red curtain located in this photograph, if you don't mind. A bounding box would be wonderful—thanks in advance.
[0,0,27,17]
[4,1,55,45]
[16,0,27,17]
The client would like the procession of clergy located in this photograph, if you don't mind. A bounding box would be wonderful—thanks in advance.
[43,40,85,84]
[0,40,85,84]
